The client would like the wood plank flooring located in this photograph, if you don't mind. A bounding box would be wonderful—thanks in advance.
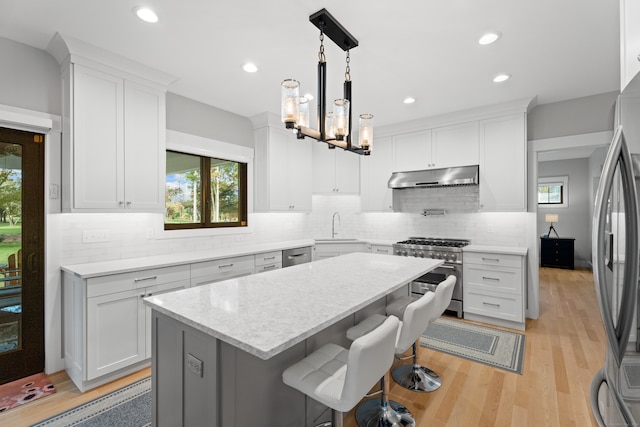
[0,267,604,426]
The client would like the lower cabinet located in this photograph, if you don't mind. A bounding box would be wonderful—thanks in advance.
[463,248,527,330]
[254,250,283,274]
[64,264,191,391]
[313,242,367,260]
[190,255,255,287]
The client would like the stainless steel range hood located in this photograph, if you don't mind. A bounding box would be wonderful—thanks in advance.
[388,165,479,189]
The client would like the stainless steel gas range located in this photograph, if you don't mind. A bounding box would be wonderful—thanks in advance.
[392,237,469,318]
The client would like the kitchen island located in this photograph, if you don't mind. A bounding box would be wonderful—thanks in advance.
[143,252,442,426]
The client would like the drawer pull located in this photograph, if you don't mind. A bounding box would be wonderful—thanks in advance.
[134,276,157,282]
[482,276,500,281]
[263,265,276,270]
[140,292,154,298]
[263,256,276,260]
[218,263,234,269]
[483,302,501,308]
[482,257,500,262]
[376,249,389,253]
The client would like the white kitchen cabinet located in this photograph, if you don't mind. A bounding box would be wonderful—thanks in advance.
[621,0,640,90]
[190,255,255,286]
[393,130,432,171]
[64,63,166,212]
[463,248,527,330]
[313,241,367,260]
[431,121,479,168]
[360,137,394,212]
[312,143,360,194]
[254,126,312,211]
[254,250,283,274]
[63,264,190,391]
[478,113,527,212]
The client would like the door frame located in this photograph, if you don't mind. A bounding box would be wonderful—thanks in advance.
[0,104,62,374]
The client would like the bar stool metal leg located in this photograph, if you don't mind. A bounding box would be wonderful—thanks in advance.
[355,372,415,427]
[391,340,441,392]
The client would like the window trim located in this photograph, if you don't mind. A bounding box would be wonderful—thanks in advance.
[538,175,568,208]
[158,130,254,239]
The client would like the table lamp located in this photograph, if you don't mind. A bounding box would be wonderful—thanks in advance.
[545,214,559,238]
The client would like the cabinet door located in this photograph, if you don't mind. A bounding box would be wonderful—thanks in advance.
[87,289,145,380]
[267,129,292,210]
[432,122,479,168]
[124,81,166,211]
[144,280,190,358]
[312,143,337,193]
[289,138,312,210]
[73,64,124,209]
[479,114,527,211]
[334,149,360,194]
[361,137,393,211]
[393,130,432,171]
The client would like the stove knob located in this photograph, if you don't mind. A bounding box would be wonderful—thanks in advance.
[435,252,442,259]
[418,251,424,258]
[450,254,457,262]
[402,250,408,256]
[411,250,417,257]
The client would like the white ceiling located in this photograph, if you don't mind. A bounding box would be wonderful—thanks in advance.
[0,0,621,128]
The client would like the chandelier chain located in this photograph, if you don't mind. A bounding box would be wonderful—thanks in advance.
[345,50,351,81]
[318,31,326,62]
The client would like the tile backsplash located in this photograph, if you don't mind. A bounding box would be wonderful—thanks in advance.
[53,194,531,266]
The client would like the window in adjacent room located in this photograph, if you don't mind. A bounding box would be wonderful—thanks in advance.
[165,150,248,229]
[538,176,568,208]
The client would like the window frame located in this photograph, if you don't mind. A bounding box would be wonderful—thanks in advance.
[160,130,254,239]
[537,175,568,208]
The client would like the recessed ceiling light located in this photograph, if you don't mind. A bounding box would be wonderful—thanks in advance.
[133,6,158,23]
[493,74,511,83]
[403,97,416,104]
[304,93,314,101]
[243,63,258,73]
[479,32,500,45]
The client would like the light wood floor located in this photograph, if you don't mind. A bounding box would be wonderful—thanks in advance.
[1,267,604,427]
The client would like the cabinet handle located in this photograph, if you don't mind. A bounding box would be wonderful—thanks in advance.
[264,256,276,260]
[482,276,500,281]
[483,302,501,307]
[119,201,125,206]
[126,201,132,207]
[482,257,500,262]
[218,263,234,268]
[376,249,388,253]
[147,292,153,297]
[288,253,308,259]
[134,276,157,282]
[263,265,276,270]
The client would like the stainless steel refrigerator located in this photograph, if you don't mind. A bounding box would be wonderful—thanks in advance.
[590,73,640,426]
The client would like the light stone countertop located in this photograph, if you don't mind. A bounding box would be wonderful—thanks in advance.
[143,252,442,360]
[61,239,316,278]
[463,244,528,256]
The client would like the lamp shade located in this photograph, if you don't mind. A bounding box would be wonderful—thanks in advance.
[545,214,559,223]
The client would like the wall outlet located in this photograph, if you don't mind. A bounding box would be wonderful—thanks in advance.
[186,353,203,377]
[48,184,59,199]
[82,229,110,243]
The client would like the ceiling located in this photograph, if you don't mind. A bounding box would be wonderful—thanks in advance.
[0,0,621,128]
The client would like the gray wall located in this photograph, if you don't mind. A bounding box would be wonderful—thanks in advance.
[166,93,254,148]
[0,36,61,115]
[537,158,590,268]
[528,92,617,141]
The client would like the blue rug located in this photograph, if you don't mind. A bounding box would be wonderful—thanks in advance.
[421,317,526,374]
[31,377,151,427]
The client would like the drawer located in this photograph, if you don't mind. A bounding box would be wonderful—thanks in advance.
[190,255,255,279]
[370,245,393,255]
[464,252,523,269]
[464,265,522,295]
[254,251,283,267]
[190,271,253,287]
[542,239,573,250]
[87,265,190,298]
[254,263,281,274]
[464,289,523,322]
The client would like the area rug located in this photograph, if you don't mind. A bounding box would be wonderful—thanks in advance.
[421,317,526,374]
[0,372,56,412]
[31,377,151,427]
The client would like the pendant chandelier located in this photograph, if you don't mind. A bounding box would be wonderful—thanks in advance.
[281,9,373,155]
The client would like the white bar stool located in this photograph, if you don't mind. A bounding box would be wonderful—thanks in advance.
[282,315,400,427]
[345,290,439,426]
[385,275,456,392]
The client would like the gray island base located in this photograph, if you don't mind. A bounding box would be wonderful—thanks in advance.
[144,252,443,426]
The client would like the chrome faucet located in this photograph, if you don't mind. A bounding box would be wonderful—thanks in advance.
[331,212,341,238]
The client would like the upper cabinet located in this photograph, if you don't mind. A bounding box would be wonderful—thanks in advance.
[621,0,640,90]
[393,130,432,171]
[253,123,312,212]
[312,143,360,194]
[49,34,174,213]
[478,113,527,212]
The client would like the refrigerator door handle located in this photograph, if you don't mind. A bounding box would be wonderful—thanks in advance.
[593,126,640,366]
[590,366,639,426]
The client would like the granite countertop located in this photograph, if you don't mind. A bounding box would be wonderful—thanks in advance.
[143,252,442,360]
[61,239,315,278]
[463,244,528,256]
